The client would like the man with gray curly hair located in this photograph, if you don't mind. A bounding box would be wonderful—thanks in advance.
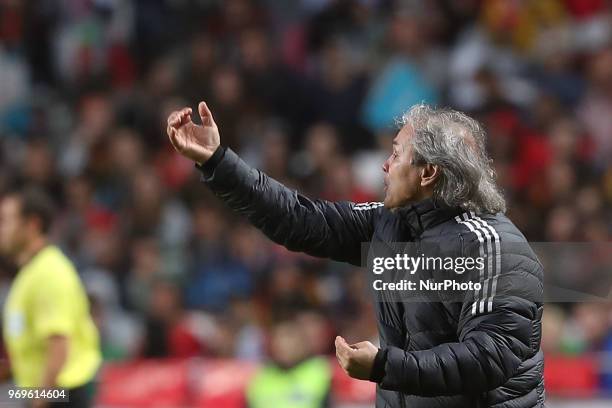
[386,104,505,214]
[167,102,544,408]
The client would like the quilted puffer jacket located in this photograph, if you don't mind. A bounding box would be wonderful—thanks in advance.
[198,147,545,408]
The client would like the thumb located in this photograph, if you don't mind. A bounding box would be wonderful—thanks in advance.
[198,101,215,127]
[335,336,352,352]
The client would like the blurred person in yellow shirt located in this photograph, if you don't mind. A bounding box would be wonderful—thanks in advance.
[0,188,101,407]
[247,317,332,408]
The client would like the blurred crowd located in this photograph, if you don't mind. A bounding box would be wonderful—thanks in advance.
[1,0,612,394]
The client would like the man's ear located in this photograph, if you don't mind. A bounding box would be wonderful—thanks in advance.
[420,164,439,187]
[24,217,38,238]
[25,214,44,237]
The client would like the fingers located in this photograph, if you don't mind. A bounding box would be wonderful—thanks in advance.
[167,124,178,144]
[335,336,349,369]
[335,336,353,360]
[168,112,180,128]
[167,102,213,130]
[167,108,193,130]
[335,336,350,351]
[178,107,192,126]
[198,101,215,127]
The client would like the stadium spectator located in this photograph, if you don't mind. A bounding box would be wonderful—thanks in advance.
[246,317,332,408]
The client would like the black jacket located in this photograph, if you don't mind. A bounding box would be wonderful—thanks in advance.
[199,147,545,408]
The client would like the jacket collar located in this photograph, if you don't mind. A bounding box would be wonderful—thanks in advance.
[394,197,463,237]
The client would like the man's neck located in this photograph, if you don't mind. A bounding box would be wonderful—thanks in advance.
[390,194,434,213]
[16,236,48,268]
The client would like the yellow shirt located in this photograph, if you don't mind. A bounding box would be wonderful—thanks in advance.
[3,245,101,388]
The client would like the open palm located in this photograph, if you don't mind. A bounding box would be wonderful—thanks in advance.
[167,101,220,164]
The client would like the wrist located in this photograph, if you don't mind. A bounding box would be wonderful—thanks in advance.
[196,145,226,175]
[196,145,221,164]
[369,348,388,383]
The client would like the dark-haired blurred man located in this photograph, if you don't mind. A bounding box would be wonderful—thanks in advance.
[0,189,101,407]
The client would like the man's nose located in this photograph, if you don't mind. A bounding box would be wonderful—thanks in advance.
[382,159,389,173]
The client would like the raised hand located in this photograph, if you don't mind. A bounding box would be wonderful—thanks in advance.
[167,101,220,164]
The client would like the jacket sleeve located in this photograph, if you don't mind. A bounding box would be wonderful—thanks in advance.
[372,242,544,396]
[197,147,380,266]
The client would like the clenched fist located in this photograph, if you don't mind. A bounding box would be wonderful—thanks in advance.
[167,101,220,164]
